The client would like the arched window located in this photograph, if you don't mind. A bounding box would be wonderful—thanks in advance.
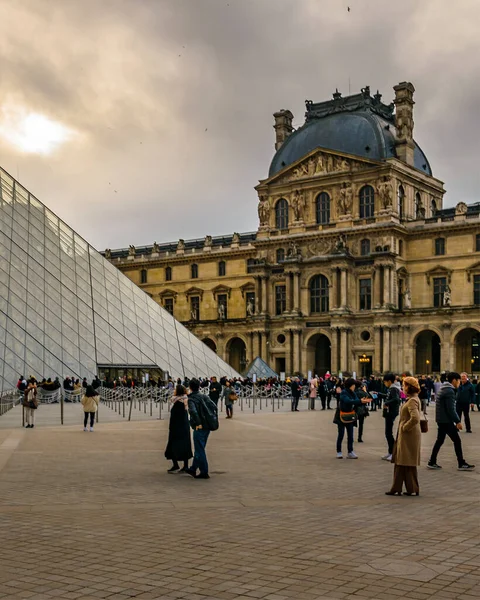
[430,198,437,216]
[218,261,226,277]
[310,275,329,313]
[398,185,405,219]
[140,269,147,284]
[165,266,172,281]
[191,263,198,279]
[359,185,375,218]
[276,248,285,263]
[360,239,370,256]
[315,192,330,224]
[275,198,289,230]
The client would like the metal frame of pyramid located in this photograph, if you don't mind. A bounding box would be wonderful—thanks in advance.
[0,167,240,393]
[243,356,279,379]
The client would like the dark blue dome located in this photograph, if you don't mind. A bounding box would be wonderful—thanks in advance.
[269,111,432,178]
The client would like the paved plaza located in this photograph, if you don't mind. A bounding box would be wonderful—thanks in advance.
[1,404,480,600]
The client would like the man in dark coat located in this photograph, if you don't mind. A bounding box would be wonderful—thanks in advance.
[381,374,401,461]
[456,372,475,433]
[208,376,222,406]
[428,372,475,471]
[290,377,301,411]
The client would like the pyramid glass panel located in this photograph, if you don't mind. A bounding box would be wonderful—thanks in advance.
[244,356,279,379]
[0,168,240,393]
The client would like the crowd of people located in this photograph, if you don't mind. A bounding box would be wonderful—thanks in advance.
[15,369,478,489]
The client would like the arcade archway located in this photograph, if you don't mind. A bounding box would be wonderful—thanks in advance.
[415,330,441,374]
[227,337,247,373]
[202,338,217,353]
[455,328,480,374]
[306,333,331,377]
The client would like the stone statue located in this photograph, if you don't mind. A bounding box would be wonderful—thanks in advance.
[104,248,112,259]
[315,153,326,175]
[287,240,300,258]
[377,177,394,210]
[232,232,240,245]
[217,302,225,319]
[403,288,412,309]
[443,285,451,307]
[177,239,185,252]
[190,306,198,321]
[337,158,350,172]
[292,190,305,221]
[204,235,212,248]
[246,298,255,317]
[152,241,160,254]
[455,202,468,215]
[128,245,136,257]
[335,233,348,253]
[337,182,353,215]
[258,196,270,226]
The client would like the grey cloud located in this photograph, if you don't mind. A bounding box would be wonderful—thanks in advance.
[0,0,479,249]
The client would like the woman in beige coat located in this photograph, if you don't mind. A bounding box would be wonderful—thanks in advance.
[386,376,422,496]
[81,385,99,432]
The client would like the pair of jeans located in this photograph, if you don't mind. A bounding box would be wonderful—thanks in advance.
[430,423,465,467]
[191,429,210,475]
[456,404,471,432]
[384,416,395,454]
[225,403,233,417]
[84,412,95,428]
[358,415,365,441]
[291,395,300,411]
[336,423,354,454]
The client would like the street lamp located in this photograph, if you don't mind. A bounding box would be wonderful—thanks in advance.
[426,359,430,375]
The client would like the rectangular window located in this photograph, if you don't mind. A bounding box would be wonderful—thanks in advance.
[435,238,445,256]
[217,293,228,319]
[476,234,480,252]
[359,279,372,311]
[163,298,174,315]
[474,275,480,306]
[433,277,447,307]
[275,285,286,315]
[190,296,200,320]
[218,261,226,277]
[140,269,147,284]
[245,292,256,316]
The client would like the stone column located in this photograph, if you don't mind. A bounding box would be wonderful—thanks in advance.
[293,329,302,374]
[261,277,268,314]
[374,267,382,309]
[261,332,268,363]
[285,330,293,374]
[340,328,348,372]
[390,266,396,309]
[341,269,347,309]
[383,326,391,372]
[285,273,292,313]
[252,331,260,359]
[383,268,390,307]
[254,277,261,313]
[248,332,255,363]
[293,272,300,313]
[330,328,339,374]
[374,326,382,373]
[330,270,338,310]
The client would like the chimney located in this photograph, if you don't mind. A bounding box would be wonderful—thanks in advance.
[273,109,294,151]
[393,82,415,166]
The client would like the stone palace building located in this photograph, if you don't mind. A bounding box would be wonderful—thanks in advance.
[105,82,480,377]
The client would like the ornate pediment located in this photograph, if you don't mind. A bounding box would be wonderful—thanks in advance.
[240,282,255,297]
[158,288,178,299]
[185,286,204,298]
[425,265,452,285]
[211,284,232,298]
[466,261,480,282]
[267,148,378,185]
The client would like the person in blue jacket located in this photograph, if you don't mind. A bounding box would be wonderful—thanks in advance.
[334,378,370,459]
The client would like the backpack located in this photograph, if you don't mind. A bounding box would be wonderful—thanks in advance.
[198,395,219,431]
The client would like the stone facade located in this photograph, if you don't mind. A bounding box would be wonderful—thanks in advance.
[105,83,480,377]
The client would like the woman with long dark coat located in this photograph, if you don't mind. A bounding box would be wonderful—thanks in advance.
[165,384,193,473]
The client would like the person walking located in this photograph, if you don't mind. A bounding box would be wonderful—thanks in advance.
[309,375,318,410]
[81,385,99,431]
[291,377,301,411]
[164,384,193,473]
[386,377,422,496]
[221,380,236,418]
[381,374,402,462]
[456,372,474,433]
[185,378,218,479]
[428,372,475,471]
[334,378,370,459]
[23,378,38,428]
[208,376,222,406]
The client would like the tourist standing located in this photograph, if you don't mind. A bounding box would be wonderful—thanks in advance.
[81,385,99,432]
[164,384,192,473]
[386,377,421,496]
[382,374,402,461]
[334,378,370,459]
[309,375,318,410]
[428,372,475,471]
[208,376,222,406]
[456,372,474,433]
[355,382,369,443]
[222,381,236,418]
[291,377,301,411]
[23,378,38,428]
[185,378,218,479]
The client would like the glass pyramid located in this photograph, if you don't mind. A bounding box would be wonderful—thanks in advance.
[0,167,240,393]
[244,357,279,379]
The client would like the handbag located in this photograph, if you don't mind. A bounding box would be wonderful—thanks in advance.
[228,391,238,402]
[420,414,428,433]
[339,410,357,424]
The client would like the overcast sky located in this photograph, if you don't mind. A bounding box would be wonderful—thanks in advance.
[0,0,479,250]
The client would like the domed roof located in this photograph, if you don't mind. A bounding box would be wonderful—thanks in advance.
[269,89,432,178]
